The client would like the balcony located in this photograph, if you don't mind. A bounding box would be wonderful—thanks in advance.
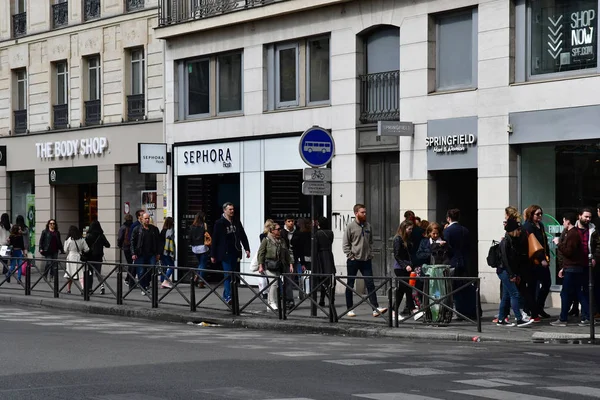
[52,2,68,29]
[158,0,288,26]
[13,110,27,135]
[127,94,145,121]
[126,0,145,12]
[12,12,26,38]
[53,104,69,129]
[84,100,101,125]
[359,70,400,124]
[84,0,101,21]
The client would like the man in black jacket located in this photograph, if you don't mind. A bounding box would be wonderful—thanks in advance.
[131,213,161,294]
[210,202,250,304]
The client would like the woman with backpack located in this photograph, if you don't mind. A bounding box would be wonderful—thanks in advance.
[85,221,111,295]
[160,217,176,289]
[189,212,210,288]
[64,225,89,294]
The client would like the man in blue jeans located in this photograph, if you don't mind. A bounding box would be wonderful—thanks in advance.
[130,213,161,295]
[211,202,251,304]
[342,203,388,318]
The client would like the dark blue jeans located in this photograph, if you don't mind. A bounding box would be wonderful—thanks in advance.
[345,259,379,309]
[195,252,209,280]
[135,255,156,290]
[497,269,522,321]
[560,270,590,322]
[160,255,174,282]
[221,254,238,302]
[8,249,23,281]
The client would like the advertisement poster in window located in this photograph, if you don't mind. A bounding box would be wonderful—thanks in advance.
[26,194,35,253]
[533,0,597,75]
[141,191,157,224]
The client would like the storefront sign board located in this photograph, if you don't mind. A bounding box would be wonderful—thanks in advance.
[426,116,478,171]
[377,121,414,136]
[0,145,6,166]
[176,142,241,175]
[36,137,108,159]
[139,143,167,174]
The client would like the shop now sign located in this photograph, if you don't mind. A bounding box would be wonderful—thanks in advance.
[36,137,108,159]
[425,134,476,153]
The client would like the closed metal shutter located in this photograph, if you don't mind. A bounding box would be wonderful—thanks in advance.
[265,170,312,223]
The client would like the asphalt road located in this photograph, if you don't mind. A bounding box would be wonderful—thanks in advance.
[1,306,600,400]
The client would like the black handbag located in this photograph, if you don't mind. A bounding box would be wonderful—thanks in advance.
[74,239,90,262]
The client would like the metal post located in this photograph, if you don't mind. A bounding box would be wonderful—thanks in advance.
[83,263,90,301]
[282,275,287,320]
[231,273,238,316]
[151,264,158,308]
[589,254,595,344]
[388,280,393,328]
[476,278,482,333]
[277,275,283,320]
[53,260,59,298]
[190,272,197,312]
[116,264,123,305]
[25,261,31,295]
[330,274,338,323]
[310,195,317,317]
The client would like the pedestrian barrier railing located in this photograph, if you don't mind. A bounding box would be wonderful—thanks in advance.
[0,256,490,333]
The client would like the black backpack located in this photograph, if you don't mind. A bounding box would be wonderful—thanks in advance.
[486,240,502,268]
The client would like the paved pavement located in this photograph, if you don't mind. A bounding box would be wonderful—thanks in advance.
[0,267,597,343]
[1,305,600,400]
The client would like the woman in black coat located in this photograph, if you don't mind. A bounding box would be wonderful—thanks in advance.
[314,216,335,306]
[85,221,111,294]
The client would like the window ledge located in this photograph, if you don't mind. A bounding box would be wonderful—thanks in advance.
[511,73,600,87]
[263,103,330,114]
[429,87,477,96]
[177,112,245,123]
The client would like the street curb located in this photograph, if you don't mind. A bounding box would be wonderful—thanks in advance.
[532,331,598,343]
[0,294,530,343]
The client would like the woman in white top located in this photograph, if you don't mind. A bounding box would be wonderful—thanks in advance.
[64,225,89,294]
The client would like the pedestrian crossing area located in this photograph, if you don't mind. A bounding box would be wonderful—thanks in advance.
[2,306,600,400]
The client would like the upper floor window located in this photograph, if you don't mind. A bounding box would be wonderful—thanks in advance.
[12,0,27,38]
[126,0,144,12]
[435,8,478,91]
[267,36,331,110]
[529,0,597,77]
[182,51,243,119]
[84,56,101,125]
[128,48,145,121]
[13,68,27,134]
[84,0,101,21]
[52,0,68,29]
[54,61,69,129]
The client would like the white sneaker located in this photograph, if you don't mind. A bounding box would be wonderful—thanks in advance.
[520,309,531,322]
[268,302,278,310]
[347,310,356,318]
[373,307,388,317]
[412,309,424,321]
[392,311,405,321]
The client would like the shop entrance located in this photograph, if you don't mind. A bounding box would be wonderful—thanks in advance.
[50,166,98,235]
[78,184,98,233]
[433,168,478,276]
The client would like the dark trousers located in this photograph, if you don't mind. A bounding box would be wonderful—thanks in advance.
[518,275,539,318]
[43,253,59,278]
[123,249,135,284]
[345,259,379,309]
[86,260,102,291]
[394,269,414,312]
[534,265,552,311]
[560,271,590,322]
[135,255,156,290]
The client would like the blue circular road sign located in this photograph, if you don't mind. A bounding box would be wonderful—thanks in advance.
[299,126,335,167]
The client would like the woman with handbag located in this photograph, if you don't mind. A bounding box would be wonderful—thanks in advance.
[64,225,89,294]
[189,212,211,288]
[38,219,64,281]
[85,221,111,295]
[523,205,551,320]
[257,222,294,310]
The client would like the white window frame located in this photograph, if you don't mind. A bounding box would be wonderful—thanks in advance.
[56,61,68,105]
[88,56,101,101]
[15,0,26,13]
[306,36,331,105]
[216,52,243,115]
[184,57,211,118]
[16,69,27,110]
[275,43,299,108]
[435,8,478,92]
[131,48,145,95]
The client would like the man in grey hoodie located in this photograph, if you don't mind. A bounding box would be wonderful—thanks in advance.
[342,204,388,318]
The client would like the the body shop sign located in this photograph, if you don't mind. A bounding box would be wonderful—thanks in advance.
[36,137,108,159]
[176,142,241,175]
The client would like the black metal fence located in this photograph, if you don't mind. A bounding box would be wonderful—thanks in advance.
[84,100,101,125]
[53,104,69,129]
[127,94,145,121]
[12,12,26,38]
[359,70,400,124]
[84,0,101,21]
[52,2,68,29]
[13,110,27,134]
[0,256,485,333]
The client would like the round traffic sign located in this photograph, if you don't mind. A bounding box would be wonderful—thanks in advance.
[298,126,335,167]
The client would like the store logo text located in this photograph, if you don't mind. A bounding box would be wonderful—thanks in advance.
[36,137,108,159]
[183,148,232,168]
[425,134,476,154]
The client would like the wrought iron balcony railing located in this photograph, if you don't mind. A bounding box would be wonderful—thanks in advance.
[127,94,145,121]
[84,100,101,125]
[84,0,101,21]
[158,0,288,26]
[53,104,69,129]
[126,0,145,12]
[359,70,400,124]
[12,12,26,38]
[52,2,68,29]
[13,110,27,134]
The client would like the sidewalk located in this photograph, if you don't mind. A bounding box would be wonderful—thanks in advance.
[0,270,597,344]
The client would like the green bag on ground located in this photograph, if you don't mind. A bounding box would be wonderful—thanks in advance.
[421,264,454,324]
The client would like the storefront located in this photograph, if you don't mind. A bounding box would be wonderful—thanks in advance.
[426,116,479,276]
[173,134,326,278]
[0,121,163,262]
[511,105,600,288]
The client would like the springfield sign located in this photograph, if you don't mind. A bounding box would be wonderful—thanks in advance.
[425,134,477,154]
[36,137,108,159]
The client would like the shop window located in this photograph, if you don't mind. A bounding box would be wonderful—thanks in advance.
[120,165,157,224]
[217,53,242,113]
[434,8,478,91]
[266,36,331,110]
[528,0,597,78]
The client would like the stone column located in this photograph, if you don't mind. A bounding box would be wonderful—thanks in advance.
[0,169,9,219]
[34,168,51,251]
[97,164,120,264]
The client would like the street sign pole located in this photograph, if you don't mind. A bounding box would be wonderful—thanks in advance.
[298,126,335,318]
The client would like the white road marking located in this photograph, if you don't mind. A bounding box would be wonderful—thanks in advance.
[354,393,443,400]
[385,368,457,376]
[269,351,325,357]
[323,359,388,366]
[450,389,557,400]
[543,386,600,398]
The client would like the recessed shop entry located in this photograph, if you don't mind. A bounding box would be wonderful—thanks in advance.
[432,168,478,276]
[49,166,98,233]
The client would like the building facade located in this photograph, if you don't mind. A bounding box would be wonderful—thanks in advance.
[156,0,600,303]
[0,0,165,262]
